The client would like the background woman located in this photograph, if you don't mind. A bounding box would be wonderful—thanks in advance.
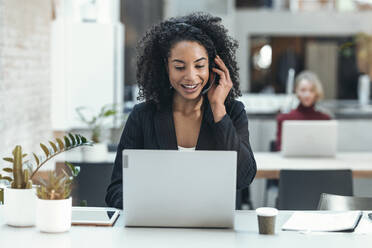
[276,70,331,151]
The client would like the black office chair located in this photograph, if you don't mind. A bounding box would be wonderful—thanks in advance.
[277,169,353,210]
[318,193,372,210]
[71,162,114,207]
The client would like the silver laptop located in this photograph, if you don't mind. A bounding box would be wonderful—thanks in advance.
[122,150,237,228]
[281,120,338,157]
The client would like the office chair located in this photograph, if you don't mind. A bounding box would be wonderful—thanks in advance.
[278,169,353,210]
[318,193,372,210]
[71,162,114,207]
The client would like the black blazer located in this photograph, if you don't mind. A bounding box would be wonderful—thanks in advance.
[105,99,257,209]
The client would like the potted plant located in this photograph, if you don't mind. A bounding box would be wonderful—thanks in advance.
[76,105,117,161]
[0,133,92,227]
[36,164,79,233]
[1,145,35,227]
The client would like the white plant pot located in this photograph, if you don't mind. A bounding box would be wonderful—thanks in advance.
[4,186,37,227]
[82,143,108,162]
[36,197,72,233]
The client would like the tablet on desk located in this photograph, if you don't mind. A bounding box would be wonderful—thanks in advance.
[72,207,120,226]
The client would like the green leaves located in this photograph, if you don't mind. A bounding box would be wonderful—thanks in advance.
[2,133,92,189]
[36,159,82,199]
[0,175,12,182]
[56,138,64,150]
[3,157,14,163]
[69,133,76,146]
[79,200,88,207]
[103,109,116,117]
[40,143,50,157]
[76,104,119,143]
[49,141,58,153]
[75,134,81,144]
[65,161,80,177]
[36,170,72,200]
[30,133,92,180]
[36,160,80,200]
[33,153,40,166]
[2,167,13,173]
[64,136,71,148]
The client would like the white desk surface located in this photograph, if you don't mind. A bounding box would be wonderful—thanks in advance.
[56,150,372,178]
[59,150,372,164]
[255,152,372,178]
[1,208,372,248]
[59,150,372,168]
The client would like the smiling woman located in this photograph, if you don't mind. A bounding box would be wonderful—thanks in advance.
[106,12,257,209]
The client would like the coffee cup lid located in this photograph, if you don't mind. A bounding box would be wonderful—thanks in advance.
[256,207,278,216]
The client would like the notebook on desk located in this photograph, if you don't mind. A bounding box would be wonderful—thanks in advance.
[282,211,363,232]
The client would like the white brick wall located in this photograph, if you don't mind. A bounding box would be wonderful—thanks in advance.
[0,0,52,160]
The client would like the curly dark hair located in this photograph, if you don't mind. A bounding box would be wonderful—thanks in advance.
[136,12,241,108]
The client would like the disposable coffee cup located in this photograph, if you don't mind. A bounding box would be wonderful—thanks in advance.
[256,207,278,235]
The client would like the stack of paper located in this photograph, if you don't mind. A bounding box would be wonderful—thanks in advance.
[282,211,362,232]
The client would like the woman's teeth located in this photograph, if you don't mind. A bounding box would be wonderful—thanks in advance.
[182,84,198,89]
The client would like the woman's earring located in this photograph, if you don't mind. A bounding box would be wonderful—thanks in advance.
[169,84,173,89]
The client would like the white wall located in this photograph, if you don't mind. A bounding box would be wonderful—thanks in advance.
[50,21,124,130]
[50,0,124,131]
[0,0,53,159]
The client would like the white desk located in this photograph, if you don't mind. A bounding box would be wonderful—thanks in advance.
[1,208,372,248]
[255,152,372,179]
[55,150,372,179]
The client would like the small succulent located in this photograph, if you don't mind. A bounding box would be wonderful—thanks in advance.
[1,146,32,189]
[0,133,92,189]
[37,162,80,200]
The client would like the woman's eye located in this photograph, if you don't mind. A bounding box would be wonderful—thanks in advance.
[175,67,184,70]
[196,65,205,69]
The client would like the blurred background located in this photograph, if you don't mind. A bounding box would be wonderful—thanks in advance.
[0,0,372,208]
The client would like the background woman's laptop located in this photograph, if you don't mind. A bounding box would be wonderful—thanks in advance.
[281,120,338,157]
[122,150,237,228]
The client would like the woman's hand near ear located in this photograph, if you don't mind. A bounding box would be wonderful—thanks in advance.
[207,55,233,122]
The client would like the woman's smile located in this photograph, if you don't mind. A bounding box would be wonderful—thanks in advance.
[180,82,202,93]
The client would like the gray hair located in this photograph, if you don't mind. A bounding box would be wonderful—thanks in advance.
[295,70,324,100]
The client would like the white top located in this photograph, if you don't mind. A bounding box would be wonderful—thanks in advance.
[178,146,196,151]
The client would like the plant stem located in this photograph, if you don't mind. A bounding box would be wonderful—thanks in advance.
[30,149,64,179]
[30,143,92,179]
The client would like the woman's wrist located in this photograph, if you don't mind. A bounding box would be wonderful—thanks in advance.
[210,102,226,123]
